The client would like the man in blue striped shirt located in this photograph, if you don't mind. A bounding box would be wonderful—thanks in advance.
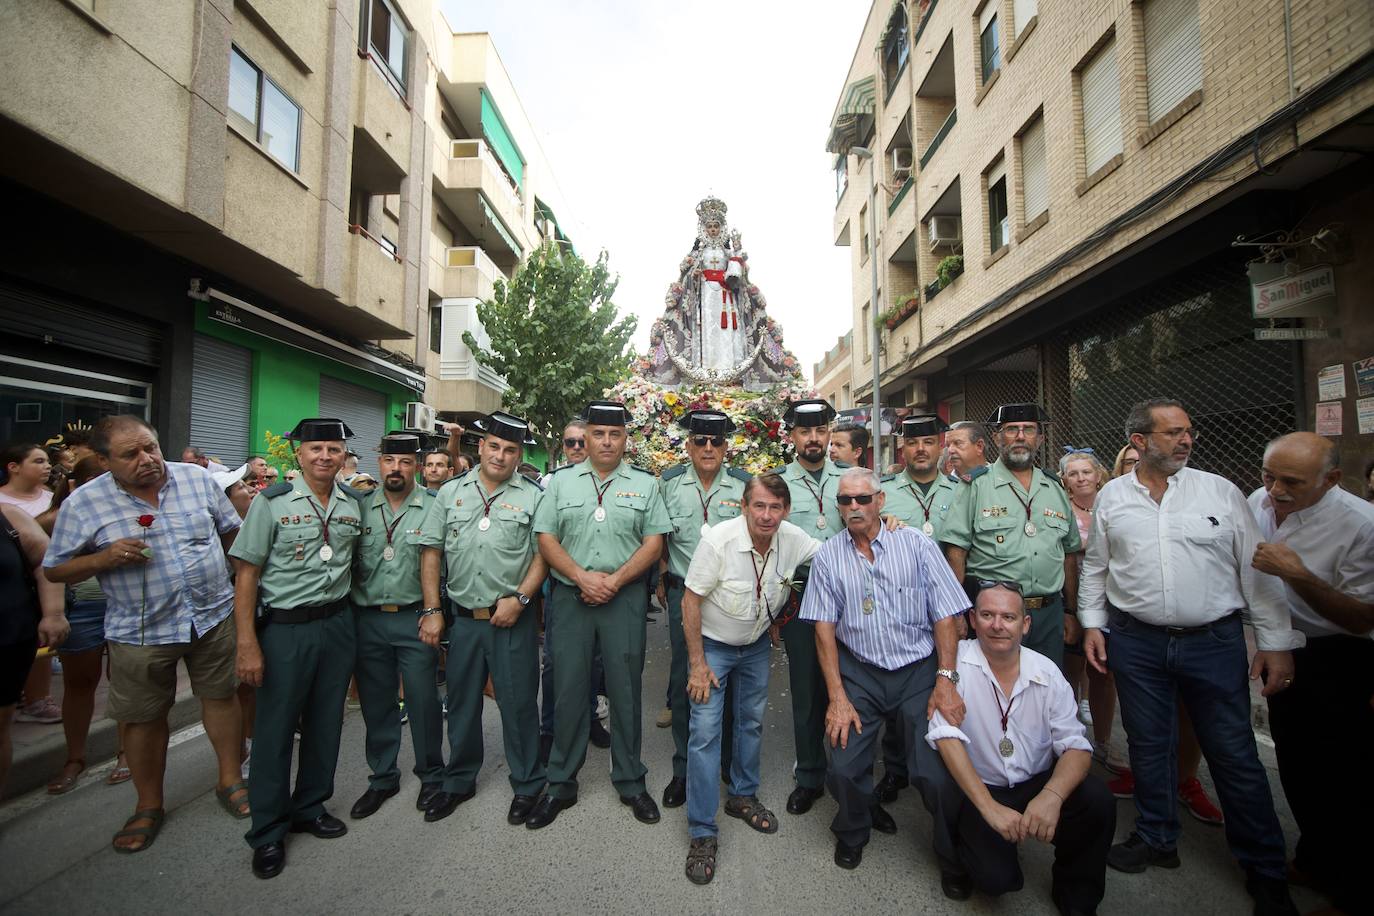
[801,468,969,870]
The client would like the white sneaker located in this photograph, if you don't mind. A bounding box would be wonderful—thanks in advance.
[1078,698,1093,726]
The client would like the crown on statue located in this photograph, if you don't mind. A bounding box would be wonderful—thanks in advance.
[695,195,728,226]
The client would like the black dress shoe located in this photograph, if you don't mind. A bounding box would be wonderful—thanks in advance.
[874,771,908,804]
[416,782,443,811]
[786,785,824,815]
[834,839,863,870]
[507,794,539,826]
[350,785,399,820]
[661,777,687,808]
[620,791,661,824]
[941,870,973,901]
[869,803,897,835]
[525,793,577,830]
[289,812,348,839]
[424,788,475,823]
[251,841,285,879]
[588,719,612,749]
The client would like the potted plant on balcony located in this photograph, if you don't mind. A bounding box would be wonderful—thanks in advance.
[877,291,921,330]
[936,254,964,289]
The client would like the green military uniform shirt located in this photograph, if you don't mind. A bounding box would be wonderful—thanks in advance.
[228,480,363,609]
[660,463,749,578]
[941,460,1083,596]
[418,470,543,608]
[778,459,847,541]
[350,485,435,607]
[532,460,672,586]
[881,471,961,540]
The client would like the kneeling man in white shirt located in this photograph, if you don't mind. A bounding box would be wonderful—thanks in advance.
[927,583,1114,914]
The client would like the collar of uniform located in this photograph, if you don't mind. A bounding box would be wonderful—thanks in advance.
[992,460,1050,493]
[578,460,630,483]
[468,469,523,497]
[367,484,426,514]
[900,469,942,490]
[964,640,1050,701]
[786,459,839,480]
[685,462,727,493]
[289,479,349,504]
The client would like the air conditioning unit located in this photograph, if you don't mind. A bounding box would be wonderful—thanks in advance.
[891,147,914,173]
[929,215,962,252]
[404,401,437,434]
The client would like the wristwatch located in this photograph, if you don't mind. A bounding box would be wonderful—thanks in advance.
[514,592,531,608]
[936,668,960,685]
[417,606,443,618]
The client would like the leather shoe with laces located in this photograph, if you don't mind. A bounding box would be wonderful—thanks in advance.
[1107,832,1180,873]
[874,771,908,804]
[289,812,347,839]
[869,803,897,835]
[350,785,399,820]
[424,788,475,823]
[416,782,443,811]
[833,839,863,870]
[507,794,539,826]
[251,841,285,879]
[621,791,661,824]
[786,785,824,815]
[941,870,973,901]
[525,794,577,830]
[661,777,687,808]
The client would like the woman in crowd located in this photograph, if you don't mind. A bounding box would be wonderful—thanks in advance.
[1,444,61,725]
[46,456,131,793]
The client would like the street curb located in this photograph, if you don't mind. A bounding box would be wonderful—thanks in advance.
[7,687,204,799]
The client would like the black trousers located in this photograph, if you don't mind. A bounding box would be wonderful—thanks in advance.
[936,767,1115,912]
[1267,634,1374,914]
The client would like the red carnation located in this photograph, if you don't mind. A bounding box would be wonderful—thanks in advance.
[137,514,155,528]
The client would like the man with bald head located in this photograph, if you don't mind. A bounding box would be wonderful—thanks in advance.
[1248,432,1374,914]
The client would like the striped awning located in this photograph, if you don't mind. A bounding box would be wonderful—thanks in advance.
[826,76,877,154]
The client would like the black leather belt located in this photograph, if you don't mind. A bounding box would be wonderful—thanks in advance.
[359,601,422,615]
[1113,608,1238,636]
[1024,595,1057,610]
[263,597,348,625]
[445,597,492,620]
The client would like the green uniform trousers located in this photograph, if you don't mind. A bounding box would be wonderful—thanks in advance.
[245,608,356,848]
[547,581,648,799]
[443,609,545,796]
[354,606,444,790]
[666,582,732,780]
[1026,594,1066,672]
[780,613,828,791]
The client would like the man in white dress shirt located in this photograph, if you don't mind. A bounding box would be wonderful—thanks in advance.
[1080,399,1300,916]
[1249,432,1374,915]
[927,583,1114,913]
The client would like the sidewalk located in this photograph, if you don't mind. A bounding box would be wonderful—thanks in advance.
[6,656,201,799]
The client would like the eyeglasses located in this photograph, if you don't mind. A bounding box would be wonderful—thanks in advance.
[691,435,726,448]
[976,579,1023,593]
[563,438,585,449]
[836,492,878,506]
[1147,427,1199,441]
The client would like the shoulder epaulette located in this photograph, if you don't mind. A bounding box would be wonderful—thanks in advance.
[425,487,440,498]
[726,467,752,484]
[338,483,368,502]
[660,464,688,481]
[526,476,545,491]
[880,473,896,483]
[964,465,989,483]
[832,460,852,469]
[629,463,655,476]
[548,463,575,475]
[261,482,293,498]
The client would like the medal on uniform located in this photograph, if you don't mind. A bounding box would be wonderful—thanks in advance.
[862,597,874,614]
[382,545,395,561]
[479,516,491,531]
[1010,488,1037,539]
[293,543,305,561]
[319,544,334,561]
[816,516,826,529]
[999,736,1015,758]
[992,684,1016,758]
[1024,521,1037,537]
[922,522,934,536]
[594,506,607,522]
[700,523,711,537]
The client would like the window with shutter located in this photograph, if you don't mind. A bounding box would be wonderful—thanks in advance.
[986,157,1009,251]
[1020,115,1048,220]
[1144,0,1202,122]
[1080,37,1122,176]
[190,335,252,467]
[979,3,1000,85]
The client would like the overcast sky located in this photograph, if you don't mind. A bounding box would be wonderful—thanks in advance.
[439,0,868,382]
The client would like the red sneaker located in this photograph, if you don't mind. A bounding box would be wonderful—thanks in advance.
[1107,770,1135,799]
[1179,777,1224,825]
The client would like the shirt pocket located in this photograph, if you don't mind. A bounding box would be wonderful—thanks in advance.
[274,525,318,559]
[974,513,1019,557]
[712,581,756,621]
[714,500,742,521]
[893,585,930,627]
[612,495,648,535]
[1184,514,1229,545]
[668,505,697,536]
[495,506,532,550]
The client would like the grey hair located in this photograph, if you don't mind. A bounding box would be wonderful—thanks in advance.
[184,445,206,459]
[948,421,989,448]
[563,419,587,432]
[1057,450,1109,482]
[1124,398,1184,440]
[840,466,883,493]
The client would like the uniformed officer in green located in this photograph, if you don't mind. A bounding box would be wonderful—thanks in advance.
[346,434,442,822]
[656,409,749,809]
[941,403,1083,670]
[775,398,848,816]
[230,418,364,880]
[417,412,548,827]
[527,400,672,830]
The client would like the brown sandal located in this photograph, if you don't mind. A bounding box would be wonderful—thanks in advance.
[685,836,717,885]
[112,808,164,854]
[215,781,251,819]
[46,758,86,795]
[725,794,779,834]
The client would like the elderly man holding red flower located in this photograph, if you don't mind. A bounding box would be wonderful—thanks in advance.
[44,415,246,854]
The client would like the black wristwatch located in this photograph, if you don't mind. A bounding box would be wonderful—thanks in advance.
[514,592,531,608]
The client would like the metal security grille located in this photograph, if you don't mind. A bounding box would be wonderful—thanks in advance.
[961,346,1041,463]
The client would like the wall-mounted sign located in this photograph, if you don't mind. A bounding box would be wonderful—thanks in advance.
[1317,365,1347,401]
[1315,402,1343,436]
[1354,356,1374,398]
[1253,328,1336,341]
[1251,263,1336,319]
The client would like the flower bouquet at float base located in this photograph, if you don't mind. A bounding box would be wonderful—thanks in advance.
[606,376,818,476]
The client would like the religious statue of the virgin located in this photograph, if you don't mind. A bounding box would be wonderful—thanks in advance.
[642,196,801,389]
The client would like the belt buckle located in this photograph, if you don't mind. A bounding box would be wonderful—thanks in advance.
[472,607,491,620]
[381,604,399,613]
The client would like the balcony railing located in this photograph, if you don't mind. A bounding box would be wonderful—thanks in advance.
[450,138,521,212]
[887,177,913,216]
[919,108,957,170]
[348,223,401,263]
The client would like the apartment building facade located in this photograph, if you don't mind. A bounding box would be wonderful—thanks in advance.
[813,331,855,410]
[828,0,1374,488]
[0,0,568,466]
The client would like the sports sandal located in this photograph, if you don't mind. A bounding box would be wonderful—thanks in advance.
[724,795,779,834]
[685,836,718,885]
[112,808,165,854]
[215,781,251,819]
[46,758,86,795]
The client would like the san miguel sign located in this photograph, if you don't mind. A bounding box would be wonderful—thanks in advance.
[1251,264,1336,319]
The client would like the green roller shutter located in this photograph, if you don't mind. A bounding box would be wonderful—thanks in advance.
[480,88,525,189]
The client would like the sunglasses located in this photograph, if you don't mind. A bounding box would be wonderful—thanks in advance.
[563,438,585,449]
[836,492,877,506]
[691,435,726,448]
[976,579,1024,593]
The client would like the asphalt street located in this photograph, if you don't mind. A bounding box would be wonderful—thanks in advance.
[0,614,1321,915]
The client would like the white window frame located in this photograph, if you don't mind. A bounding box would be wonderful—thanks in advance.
[228,45,302,173]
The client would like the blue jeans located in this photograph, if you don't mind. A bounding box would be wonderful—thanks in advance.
[1107,609,1287,880]
[687,632,771,839]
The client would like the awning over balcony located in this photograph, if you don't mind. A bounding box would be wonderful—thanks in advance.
[480,194,522,258]
[480,88,525,189]
[826,75,876,155]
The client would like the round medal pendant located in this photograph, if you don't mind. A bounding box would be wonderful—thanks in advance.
[998,735,1015,758]
[700,523,711,538]
[862,597,875,615]
[478,516,491,532]
[816,516,827,530]
[922,522,935,536]
[594,506,607,523]
[1024,521,1038,537]
[382,545,395,561]
[318,544,334,562]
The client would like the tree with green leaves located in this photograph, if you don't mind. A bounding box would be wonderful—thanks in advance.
[463,244,636,465]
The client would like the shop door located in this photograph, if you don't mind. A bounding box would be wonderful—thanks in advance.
[0,355,151,448]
